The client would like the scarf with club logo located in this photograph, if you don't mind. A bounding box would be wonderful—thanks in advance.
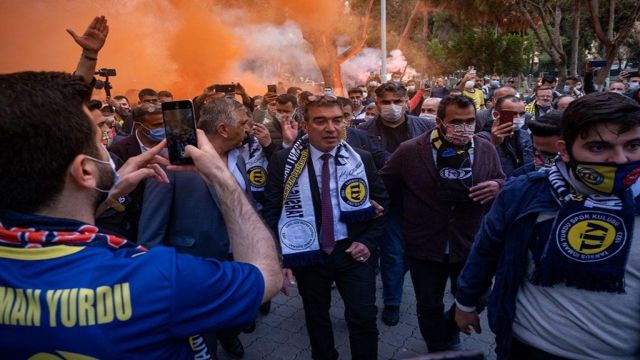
[277,135,374,267]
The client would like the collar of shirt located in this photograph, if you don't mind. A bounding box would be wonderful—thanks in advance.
[308,143,338,163]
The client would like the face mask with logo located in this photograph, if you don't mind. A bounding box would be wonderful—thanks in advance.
[534,150,558,170]
[380,104,404,122]
[572,160,640,195]
[440,122,475,146]
[513,116,526,130]
[141,125,166,142]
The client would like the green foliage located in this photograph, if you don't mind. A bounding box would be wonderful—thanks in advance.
[426,27,530,75]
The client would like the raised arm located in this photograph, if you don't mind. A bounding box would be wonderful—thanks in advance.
[170,130,282,303]
[68,16,109,84]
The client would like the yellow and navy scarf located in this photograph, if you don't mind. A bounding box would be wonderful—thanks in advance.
[532,164,636,293]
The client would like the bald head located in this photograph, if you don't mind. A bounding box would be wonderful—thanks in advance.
[491,86,517,102]
[421,97,442,116]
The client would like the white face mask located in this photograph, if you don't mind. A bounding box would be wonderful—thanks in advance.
[364,115,375,122]
[465,80,476,89]
[362,91,368,98]
[419,113,436,121]
[380,104,404,122]
[513,116,526,130]
[407,85,416,92]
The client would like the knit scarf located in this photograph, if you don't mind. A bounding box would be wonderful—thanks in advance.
[531,163,636,293]
[431,130,474,203]
[277,135,374,267]
[240,136,268,193]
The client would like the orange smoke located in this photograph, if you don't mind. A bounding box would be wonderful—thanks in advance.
[0,0,348,99]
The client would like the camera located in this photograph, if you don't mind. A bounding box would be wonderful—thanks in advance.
[95,68,117,77]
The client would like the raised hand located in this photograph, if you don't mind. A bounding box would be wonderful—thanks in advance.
[67,16,109,56]
[280,116,299,146]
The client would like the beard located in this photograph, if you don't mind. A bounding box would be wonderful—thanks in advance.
[93,162,116,211]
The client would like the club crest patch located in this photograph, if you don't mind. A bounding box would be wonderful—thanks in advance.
[280,219,317,251]
[248,166,267,188]
[340,178,367,207]
[555,211,627,262]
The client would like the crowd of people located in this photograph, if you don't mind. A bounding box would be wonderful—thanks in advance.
[0,15,639,360]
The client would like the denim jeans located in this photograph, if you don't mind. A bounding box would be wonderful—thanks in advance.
[380,207,405,306]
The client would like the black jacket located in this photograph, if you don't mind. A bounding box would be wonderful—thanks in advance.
[262,146,389,256]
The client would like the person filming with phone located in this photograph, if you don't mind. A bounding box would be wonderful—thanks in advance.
[478,95,534,177]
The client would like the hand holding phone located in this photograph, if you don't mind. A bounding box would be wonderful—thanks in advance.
[162,100,198,165]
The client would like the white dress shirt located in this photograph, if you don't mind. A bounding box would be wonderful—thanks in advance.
[308,144,349,242]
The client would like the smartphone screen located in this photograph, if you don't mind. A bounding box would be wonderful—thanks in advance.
[162,100,197,165]
[267,84,277,93]
[499,110,515,126]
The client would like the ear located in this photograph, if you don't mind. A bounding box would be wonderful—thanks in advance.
[300,120,309,133]
[217,123,229,138]
[68,155,99,191]
[492,110,500,122]
[557,140,571,163]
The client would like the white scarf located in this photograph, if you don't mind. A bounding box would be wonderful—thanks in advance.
[239,136,268,193]
[277,135,374,267]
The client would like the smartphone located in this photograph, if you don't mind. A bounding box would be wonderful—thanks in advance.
[589,60,607,68]
[162,100,198,165]
[267,84,277,93]
[629,70,640,77]
[214,84,235,94]
[499,110,515,126]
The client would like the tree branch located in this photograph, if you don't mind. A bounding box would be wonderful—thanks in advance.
[518,1,556,58]
[613,0,640,46]
[588,0,613,47]
[338,0,375,64]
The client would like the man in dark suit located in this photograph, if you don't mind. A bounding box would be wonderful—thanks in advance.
[107,102,164,241]
[138,98,254,358]
[262,96,389,360]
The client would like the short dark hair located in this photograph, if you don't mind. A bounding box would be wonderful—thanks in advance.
[375,82,407,98]
[565,76,579,83]
[437,95,476,121]
[336,97,352,108]
[542,74,556,84]
[138,88,157,100]
[494,95,521,111]
[552,94,574,109]
[347,87,363,96]
[276,94,298,108]
[158,90,173,98]
[529,110,563,137]
[286,87,302,96]
[88,99,103,111]
[562,92,640,149]
[299,91,313,103]
[132,103,162,122]
[114,95,129,103]
[303,96,342,122]
[0,72,96,213]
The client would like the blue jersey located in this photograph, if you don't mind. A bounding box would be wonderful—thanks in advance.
[0,244,264,359]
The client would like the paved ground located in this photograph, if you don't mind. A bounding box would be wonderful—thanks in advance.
[219,273,496,359]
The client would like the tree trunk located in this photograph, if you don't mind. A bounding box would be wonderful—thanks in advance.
[588,0,640,86]
[570,0,581,76]
[397,0,426,52]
